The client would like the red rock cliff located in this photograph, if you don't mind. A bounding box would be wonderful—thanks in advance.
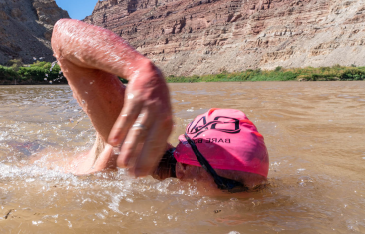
[84,0,365,76]
[0,0,69,64]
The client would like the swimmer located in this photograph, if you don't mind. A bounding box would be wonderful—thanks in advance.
[51,19,269,192]
[152,108,269,192]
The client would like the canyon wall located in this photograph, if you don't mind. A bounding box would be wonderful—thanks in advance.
[85,0,365,76]
[0,0,69,64]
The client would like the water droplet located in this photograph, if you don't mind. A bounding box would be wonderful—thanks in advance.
[45,74,48,77]
[44,78,47,81]
[298,176,314,186]
[50,61,58,72]
[49,81,52,84]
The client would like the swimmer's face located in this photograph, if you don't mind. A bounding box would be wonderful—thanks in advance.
[175,162,267,189]
[175,162,220,190]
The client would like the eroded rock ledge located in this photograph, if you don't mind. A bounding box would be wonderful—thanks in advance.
[85,0,365,76]
[0,0,69,64]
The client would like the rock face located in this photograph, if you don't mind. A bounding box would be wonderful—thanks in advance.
[85,0,365,76]
[0,0,69,65]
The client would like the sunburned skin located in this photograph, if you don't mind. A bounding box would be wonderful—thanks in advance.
[52,19,173,177]
[47,19,267,192]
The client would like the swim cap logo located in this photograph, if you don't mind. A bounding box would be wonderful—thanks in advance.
[187,116,241,137]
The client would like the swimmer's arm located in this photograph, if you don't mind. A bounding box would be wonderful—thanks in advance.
[52,19,173,177]
[51,19,155,80]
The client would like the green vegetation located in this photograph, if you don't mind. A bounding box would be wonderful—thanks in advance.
[0,60,65,84]
[0,60,129,84]
[166,65,365,83]
[1,61,365,84]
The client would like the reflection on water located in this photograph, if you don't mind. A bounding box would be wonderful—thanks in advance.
[0,82,365,233]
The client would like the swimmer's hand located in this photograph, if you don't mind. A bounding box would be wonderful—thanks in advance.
[108,62,173,177]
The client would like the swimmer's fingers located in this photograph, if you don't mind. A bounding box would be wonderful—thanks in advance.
[108,93,143,147]
[109,67,172,176]
[116,102,157,168]
[131,106,173,177]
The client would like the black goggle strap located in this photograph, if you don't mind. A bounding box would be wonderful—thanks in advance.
[184,133,248,192]
[165,148,177,178]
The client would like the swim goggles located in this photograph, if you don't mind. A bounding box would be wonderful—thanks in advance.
[184,133,249,193]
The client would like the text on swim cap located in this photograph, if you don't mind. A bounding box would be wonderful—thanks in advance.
[187,116,241,138]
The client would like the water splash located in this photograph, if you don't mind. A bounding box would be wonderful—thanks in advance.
[50,61,58,72]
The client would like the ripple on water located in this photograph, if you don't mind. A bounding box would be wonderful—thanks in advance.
[174,108,209,119]
[178,101,191,105]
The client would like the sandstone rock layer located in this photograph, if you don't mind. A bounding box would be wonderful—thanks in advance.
[85,0,365,76]
[0,0,69,64]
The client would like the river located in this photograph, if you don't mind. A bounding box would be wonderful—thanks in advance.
[0,82,364,233]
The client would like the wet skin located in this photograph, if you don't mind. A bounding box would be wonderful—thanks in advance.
[52,19,173,177]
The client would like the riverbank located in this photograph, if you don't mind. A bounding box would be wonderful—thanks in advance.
[1,61,365,84]
[166,65,365,82]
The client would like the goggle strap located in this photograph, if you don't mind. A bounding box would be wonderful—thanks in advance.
[184,133,248,192]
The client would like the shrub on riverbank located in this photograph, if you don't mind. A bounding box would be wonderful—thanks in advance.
[18,61,63,83]
[166,65,365,82]
[0,65,18,81]
[0,61,66,84]
[0,61,129,84]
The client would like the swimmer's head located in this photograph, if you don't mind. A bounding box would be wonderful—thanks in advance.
[154,108,269,191]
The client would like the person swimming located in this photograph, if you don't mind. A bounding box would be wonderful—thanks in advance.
[152,108,269,192]
[50,19,269,192]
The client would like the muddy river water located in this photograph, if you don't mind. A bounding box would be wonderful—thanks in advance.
[0,81,364,233]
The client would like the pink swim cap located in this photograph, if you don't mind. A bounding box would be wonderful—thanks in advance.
[174,108,269,178]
